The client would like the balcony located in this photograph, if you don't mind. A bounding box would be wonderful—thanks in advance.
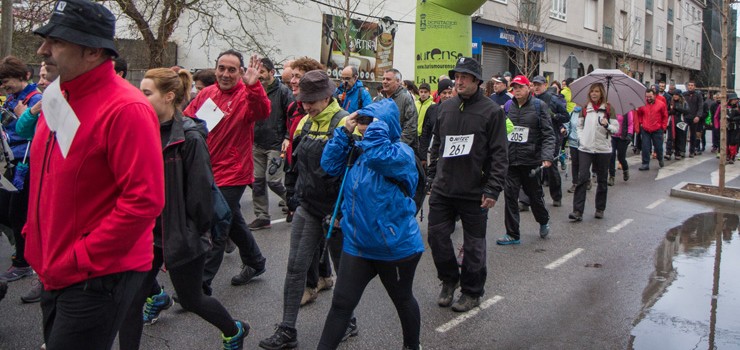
[668,8,674,22]
[603,26,613,45]
[646,0,653,13]
[667,47,673,60]
[645,40,652,55]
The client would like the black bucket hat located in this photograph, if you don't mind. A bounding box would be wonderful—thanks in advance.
[448,57,482,83]
[296,70,336,102]
[34,0,118,57]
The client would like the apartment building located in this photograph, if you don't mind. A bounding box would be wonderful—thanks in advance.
[471,0,705,86]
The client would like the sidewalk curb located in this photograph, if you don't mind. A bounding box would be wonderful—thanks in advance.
[670,181,740,208]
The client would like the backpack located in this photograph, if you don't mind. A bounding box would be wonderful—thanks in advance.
[387,155,427,219]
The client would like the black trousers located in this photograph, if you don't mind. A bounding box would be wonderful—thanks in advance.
[665,125,687,157]
[119,248,237,350]
[41,271,146,350]
[306,240,333,289]
[318,252,422,350]
[203,185,266,291]
[573,151,610,213]
[689,121,704,154]
[427,193,488,297]
[504,165,549,240]
[609,138,630,176]
[569,146,581,185]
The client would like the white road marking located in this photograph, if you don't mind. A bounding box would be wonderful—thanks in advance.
[607,219,634,233]
[711,164,740,185]
[435,296,504,333]
[655,156,712,181]
[646,198,666,209]
[544,248,584,270]
[270,218,286,224]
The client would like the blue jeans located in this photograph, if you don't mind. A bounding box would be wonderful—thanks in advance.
[641,129,664,166]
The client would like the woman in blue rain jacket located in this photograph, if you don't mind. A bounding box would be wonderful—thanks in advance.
[317,98,424,350]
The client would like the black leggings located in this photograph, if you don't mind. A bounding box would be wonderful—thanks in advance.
[119,247,237,350]
[318,252,422,350]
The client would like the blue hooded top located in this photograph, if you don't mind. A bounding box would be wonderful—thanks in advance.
[321,99,424,261]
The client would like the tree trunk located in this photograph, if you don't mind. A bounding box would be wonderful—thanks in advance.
[718,0,729,193]
[343,0,350,68]
[1,0,13,57]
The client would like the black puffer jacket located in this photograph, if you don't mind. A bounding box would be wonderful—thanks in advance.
[506,95,556,167]
[156,113,214,269]
[254,79,293,150]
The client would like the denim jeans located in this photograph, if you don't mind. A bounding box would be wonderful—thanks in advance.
[640,129,664,166]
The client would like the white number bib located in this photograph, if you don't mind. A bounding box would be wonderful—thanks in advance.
[442,134,474,158]
[508,126,530,143]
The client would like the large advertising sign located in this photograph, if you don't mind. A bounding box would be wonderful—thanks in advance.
[415,0,486,90]
[320,14,398,82]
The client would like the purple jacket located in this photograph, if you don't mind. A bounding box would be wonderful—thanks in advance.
[614,111,634,139]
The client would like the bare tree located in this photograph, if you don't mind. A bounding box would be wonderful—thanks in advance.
[505,0,552,78]
[109,0,302,68]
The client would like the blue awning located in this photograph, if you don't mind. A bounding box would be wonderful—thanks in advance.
[472,22,546,52]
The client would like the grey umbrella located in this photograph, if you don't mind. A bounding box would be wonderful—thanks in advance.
[569,69,646,115]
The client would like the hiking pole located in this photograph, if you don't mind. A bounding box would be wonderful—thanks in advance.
[320,143,356,263]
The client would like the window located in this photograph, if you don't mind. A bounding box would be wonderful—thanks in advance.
[619,12,628,39]
[676,2,681,19]
[633,16,643,44]
[690,39,695,56]
[519,0,539,25]
[675,35,681,56]
[551,0,567,21]
[584,0,597,30]
[657,26,664,51]
[657,0,664,9]
[696,42,700,57]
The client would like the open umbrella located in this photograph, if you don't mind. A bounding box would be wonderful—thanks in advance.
[569,69,646,116]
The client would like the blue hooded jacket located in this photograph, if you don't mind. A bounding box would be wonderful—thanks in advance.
[334,79,373,114]
[321,98,424,261]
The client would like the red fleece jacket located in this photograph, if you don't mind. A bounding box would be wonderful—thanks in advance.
[637,100,668,133]
[23,62,165,290]
[184,80,270,186]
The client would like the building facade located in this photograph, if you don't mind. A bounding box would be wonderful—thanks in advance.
[471,0,706,86]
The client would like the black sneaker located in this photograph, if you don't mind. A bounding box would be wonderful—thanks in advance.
[341,317,359,342]
[567,184,576,193]
[437,281,459,307]
[231,265,266,286]
[518,203,529,212]
[225,238,237,254]
[248,218,271,230]
[568,211,583,222]
[0,280,7,302]
[259,324,297,349]
[451,293,481,312]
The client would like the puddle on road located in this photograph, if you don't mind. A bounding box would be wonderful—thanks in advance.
[629,212,740,349]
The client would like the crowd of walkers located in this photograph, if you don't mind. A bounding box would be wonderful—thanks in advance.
[1,1,739,349]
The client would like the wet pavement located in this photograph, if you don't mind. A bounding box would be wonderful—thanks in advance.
[630,213,740,350]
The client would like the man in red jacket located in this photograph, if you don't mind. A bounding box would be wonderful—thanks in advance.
[637,89,668,170]
[25,0,165,348]
[183,50,271,292]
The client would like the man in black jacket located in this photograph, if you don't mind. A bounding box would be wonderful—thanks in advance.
[249,58,293,230]
[521,75,569,207]
[683,81,706,157]
[427,57,508,313]
[497,75,555,246]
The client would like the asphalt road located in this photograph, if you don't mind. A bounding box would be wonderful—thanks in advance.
[1,151,738,350]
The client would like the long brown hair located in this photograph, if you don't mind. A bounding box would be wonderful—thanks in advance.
[589,82,606,107]
[143,68,193,109]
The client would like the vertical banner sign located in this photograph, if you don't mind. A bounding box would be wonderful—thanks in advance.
[320,14,398,82]
[415,0,486,90]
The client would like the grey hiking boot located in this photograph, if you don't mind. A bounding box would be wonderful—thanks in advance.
[451,293,481,312]
[437,281,459,307]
